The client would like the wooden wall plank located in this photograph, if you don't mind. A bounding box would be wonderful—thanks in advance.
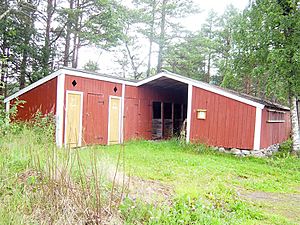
[190,86,256,150]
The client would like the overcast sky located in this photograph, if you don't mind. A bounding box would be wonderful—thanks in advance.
[78,0,249,75]
[183,0,249,30]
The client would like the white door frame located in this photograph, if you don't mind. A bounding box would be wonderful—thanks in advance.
[107,95,122,145]
[186,83,193,142]
[64,90,84,148]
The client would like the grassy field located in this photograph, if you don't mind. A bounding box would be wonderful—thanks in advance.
[0,123,300,224]
[80,140,300,224]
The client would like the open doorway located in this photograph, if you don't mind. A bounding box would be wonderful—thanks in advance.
[141,76,188,140]
[173,103,183,136]
[152,101,187,139]
[152,102,162,139]
[163,103,173,138]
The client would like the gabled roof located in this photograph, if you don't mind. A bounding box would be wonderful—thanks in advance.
[138,71,265,109]
[3,68,289,111]
[144,71,289,111]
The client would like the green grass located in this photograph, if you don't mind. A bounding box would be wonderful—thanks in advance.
[0,123,123,224]
[1,123,300,224]
[84,140,300,195]
[78,140,300,224]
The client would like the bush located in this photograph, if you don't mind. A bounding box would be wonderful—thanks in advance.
[0,97,25,136]
[274,139,293,158]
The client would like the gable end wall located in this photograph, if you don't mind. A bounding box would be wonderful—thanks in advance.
[12,77,58,121]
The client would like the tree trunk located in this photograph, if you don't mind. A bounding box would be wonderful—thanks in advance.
[20,33,30,89]
[157,0,167,73]
[0,37,7,97]
[71,0,80,68]
[20,48,28,89]
[42,0,54,76]
[205,52,211,83]
[20,31,31,89]
[146,0,156,77]
[125,42,138,79]
[63,0,74,67]
[0,0,9,97]
[290,96,300,152]
[71,33,78,68]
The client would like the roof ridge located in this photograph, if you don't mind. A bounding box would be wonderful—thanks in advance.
[161,70,289,110]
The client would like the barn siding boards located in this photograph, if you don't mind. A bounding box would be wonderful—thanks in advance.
[260,108,291,149]
[123,85,140,141]
[190,86,256,150]
[4,68,291,150]
[63,75,123,145]
[124,97,139,140]
[84,93,106,145]
[13,77,58,121]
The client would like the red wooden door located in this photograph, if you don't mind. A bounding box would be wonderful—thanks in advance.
[138,99,152,140]
[124,98,139,140]
[84,93,105,145]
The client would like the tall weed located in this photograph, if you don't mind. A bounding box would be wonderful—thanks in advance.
[0,114,126,224]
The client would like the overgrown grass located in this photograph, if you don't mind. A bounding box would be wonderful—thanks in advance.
[88,140,300,195]
[79,140,300,225]
[1,120,300,224]
[0,120,125,224]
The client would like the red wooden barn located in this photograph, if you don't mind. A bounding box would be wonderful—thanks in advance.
[4,68,291,150]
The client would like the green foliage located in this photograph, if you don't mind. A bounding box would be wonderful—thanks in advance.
[98,140,300,194]
[0,129,299,224]
[273,139,293,158]
[85,140,300,224]
[0,122,123,224]
[0,98,25,135]
[164,34,207,80]
[221,0,300,103]
[0,0,126,95]
[120,194,288,224]
[83,60,100,72]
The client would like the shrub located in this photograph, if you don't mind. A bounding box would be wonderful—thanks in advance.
[0,97,25,135]
[274,139,293,158]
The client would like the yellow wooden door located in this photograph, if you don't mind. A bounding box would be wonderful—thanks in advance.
[66,92,82,148]
[109,97,121,145]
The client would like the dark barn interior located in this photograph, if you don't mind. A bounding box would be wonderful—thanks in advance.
[140,77,188,140]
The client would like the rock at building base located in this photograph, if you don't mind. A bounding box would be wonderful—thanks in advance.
[230,148,241,155]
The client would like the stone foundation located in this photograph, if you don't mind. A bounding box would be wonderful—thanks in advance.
[213,144,280,157]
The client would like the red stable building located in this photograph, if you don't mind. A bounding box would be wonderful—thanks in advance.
[4,68,291,150]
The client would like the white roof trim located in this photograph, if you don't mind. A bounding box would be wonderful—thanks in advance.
[4,70,63,103]
[3,68,137,103]
[139,72,265,109]
[4,68,265,109]
[62,69,137,86]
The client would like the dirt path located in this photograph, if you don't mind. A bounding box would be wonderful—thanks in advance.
[240,189,300,224]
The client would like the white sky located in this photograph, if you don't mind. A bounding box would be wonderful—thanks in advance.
[183,0,249,31]
[78,0,249,76]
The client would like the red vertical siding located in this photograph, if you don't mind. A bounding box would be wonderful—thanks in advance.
[190,86,256,150]
[124,98,139,140]
[64,75,122,145]
[260,108,291,148]
[85,93,105,144]
[124,86,139,140]
[14,77,57,121]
